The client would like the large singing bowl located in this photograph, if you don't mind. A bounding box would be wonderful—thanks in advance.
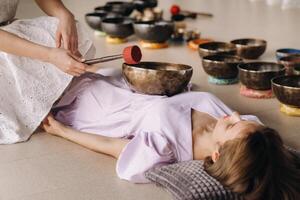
[272,75,300,107]
[133,20,174,43]
[122,62,193,96]
[238,62,285,90]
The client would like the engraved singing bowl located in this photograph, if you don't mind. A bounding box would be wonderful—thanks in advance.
[198,42,237,58]
[230,38,267,59]
[202,54,243,79]
[122,62,193,96]
[272,75,300,107]
[133,20,175,43]
[238,62,285,90]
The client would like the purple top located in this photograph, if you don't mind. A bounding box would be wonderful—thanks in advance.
[53,73,261,183]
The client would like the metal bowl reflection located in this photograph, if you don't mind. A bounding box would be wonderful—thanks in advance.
[122,62,193,96]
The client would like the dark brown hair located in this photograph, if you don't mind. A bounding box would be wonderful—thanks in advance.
[204,127,300,200]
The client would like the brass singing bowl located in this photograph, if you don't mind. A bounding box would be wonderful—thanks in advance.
[122,62,193,96]
[231,38,267,59]
[202,54,243,79]
[272,75,300,107]
[238,62,285,90]
[198,42,237,58]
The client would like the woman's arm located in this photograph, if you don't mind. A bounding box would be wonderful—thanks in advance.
[0,29,86,76]
[35,0,78,53]
[42,115,130,159]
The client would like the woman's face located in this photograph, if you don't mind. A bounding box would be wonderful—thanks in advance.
[212,112,262,145]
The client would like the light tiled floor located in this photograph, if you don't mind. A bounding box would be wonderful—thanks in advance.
[1,0,299,199]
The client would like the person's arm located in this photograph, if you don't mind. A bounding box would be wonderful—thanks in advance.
[0,29,86,76]
[35,0,78,53]
[42,115,129,159]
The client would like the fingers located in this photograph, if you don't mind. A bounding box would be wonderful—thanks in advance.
[63,34,71,51]
[56,31,62,48]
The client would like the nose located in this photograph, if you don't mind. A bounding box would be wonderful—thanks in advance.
[231,112,242,123]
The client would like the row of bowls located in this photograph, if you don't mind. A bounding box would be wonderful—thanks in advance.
[196,40,300,108]
[86,15,175,43]
[123,60,300,108]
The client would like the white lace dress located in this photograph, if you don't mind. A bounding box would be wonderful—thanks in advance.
[0,17,95,144]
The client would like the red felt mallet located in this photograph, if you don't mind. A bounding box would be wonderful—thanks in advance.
[170,4,213,18]
[83,45,142,65]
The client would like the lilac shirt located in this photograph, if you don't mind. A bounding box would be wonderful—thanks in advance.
[53,73,261,183]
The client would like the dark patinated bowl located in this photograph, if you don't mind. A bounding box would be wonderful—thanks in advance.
[272,75,300,107]
[279,55,300,75]
[122,62,193,96]
[101,17,134,38]
[105,1,135,16]
[94,5,112,13]
[202,54,243,79]
[230,38,267,59]
[85,12,107,31]
[133,20,174,43]
[133,0,158,12]
[238,62,285,90]
[276,48,300,61]
[198,42,237,58]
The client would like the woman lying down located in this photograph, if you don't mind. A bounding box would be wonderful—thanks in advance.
[42,72,300,200]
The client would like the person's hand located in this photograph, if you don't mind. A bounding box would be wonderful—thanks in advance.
[42,114,67,137]
[56,12,78,54]
[47,47,86,76]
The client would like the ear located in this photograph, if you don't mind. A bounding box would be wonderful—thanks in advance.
[211,150,220,163]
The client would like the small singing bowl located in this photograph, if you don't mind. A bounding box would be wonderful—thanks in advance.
[122,62,193,96]
[202,54,243,79]
[230,38,267,59]
[272,75,300,107]
[279,55,300,75]
[101,17,134,39]
[85,12,107,31]
[238,62,285,90]
[105,1,135,16]
[198,42,237,58]
[276,48,300,61]
[133,20,175,43]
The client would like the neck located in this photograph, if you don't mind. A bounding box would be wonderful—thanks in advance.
[192,124,216,160]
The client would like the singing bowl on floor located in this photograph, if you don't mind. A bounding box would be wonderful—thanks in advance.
[279,55,300,75]
[133,21,174,43]
[230,38,267,59]
[202,54,243,79]
[101,17,134,38]
[85,12,108,31]
[198,42,237,58]
[105,1,135,16]
[122,62,193,96]
[276,48,300,61]
[238,62,285,90]
[272,75,300,107]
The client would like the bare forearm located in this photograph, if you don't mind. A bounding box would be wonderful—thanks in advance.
[60,127,129,159]
[35,0,74,19]
[0,29,51,62]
